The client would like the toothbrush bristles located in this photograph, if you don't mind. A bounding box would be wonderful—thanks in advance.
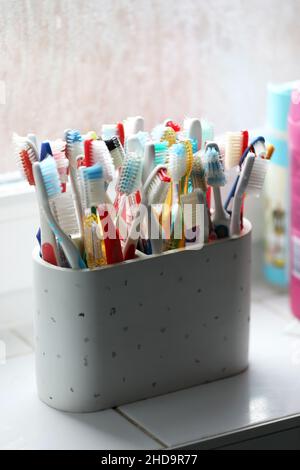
[247,158,269,196]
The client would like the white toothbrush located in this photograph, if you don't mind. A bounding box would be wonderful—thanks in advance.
[33,160,86,269]
[204,143,230,239]
[64,130,84,237]
[124,116,145,137]
[181,189,209,245]
[142,142,155,185]
[123,165,170,259]
[230,153,268,236]
[183,118,202,151]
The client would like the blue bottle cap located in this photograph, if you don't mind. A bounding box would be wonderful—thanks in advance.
[267,81,299,132]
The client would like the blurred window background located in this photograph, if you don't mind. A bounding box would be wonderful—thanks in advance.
[1,0,300,173]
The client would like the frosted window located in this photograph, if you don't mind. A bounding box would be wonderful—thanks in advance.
[1,0,300,173]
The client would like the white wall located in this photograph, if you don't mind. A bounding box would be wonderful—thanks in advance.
[1,0,300,172]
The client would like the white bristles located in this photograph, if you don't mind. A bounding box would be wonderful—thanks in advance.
[117,152,143,196]
[65,130,83,168]
[247,157,269,196]
[79,166,106,210]
[53,151,69,184]
[102,124,118,141]
[91,140,115,183]
[253,139,267,159]
[13,133,38,168]
[225,132,244,169]
[180,191,201,231]
[147,173,170,205]
[183,118,202,151]
[50,192,79,236]
[168,144,187,182]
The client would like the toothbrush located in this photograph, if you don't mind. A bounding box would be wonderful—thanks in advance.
[200,119,214,150]
[33,159,86,269]
[224,136,266,212]
[191,151,207,193]
[161,127,177,147]
[142,141,169,186]
[65,129,84,236]
[141,152,171,254]
[52,148,69,193]
[142,142,155,186]
[114,151,143,237]
[183,118,202,152]
[135,131,150,150]
[225,131,249,170]
[181,188,209,245]
[14,134,59,265]
[181,140,194,195]
[124,116,145,138]
[40,141,53,161]
[80,165,123,266]
[199,120,214,211]
[151,125,177,147]
[123,165,170,260]
[190,151,215,238]
[168,142,188,209]
[166,142,189,250]
[14,134,38,186]
[147,167,172,254]
[104,136,125,176]
[230,153,269,236]
[49,191,80,238]
[204,144,230,239]
[122,135,144,222]
[164,120,181,133]
[84,139,115,183]
[27,133,38,152]
[101,122,125,146]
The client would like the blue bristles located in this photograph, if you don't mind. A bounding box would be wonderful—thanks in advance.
[154,142,168,166]
[171,142,186,158]
[82,164,103,181]
[40,157,61,198]
[168,143,187,181]
[136,131,150,149]
[204,147,226,187]
[201,120,214,150]
[190,139,198,154]
[117,152,143,195]
[65,129,82,144]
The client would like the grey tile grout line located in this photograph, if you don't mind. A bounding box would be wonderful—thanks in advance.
[115,407,168,449]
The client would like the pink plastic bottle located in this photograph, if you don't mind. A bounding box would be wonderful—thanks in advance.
[288,87,300,319]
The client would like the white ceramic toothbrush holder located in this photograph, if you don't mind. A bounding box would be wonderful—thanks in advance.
[33,220,252,413]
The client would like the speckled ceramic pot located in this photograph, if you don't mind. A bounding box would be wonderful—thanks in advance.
[33,220,252,413]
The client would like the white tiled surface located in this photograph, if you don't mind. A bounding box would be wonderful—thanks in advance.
[0,329,32,360]
[0,288,34,329]
[0,355,161,450]
[1,274,300,449]
[119,298,300,448]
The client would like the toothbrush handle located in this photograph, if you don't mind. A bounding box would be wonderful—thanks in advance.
[69,166,83,236]
[40,209,59,266]
[149,206,164,254]
[230,193,244,237]
[213,186,228,222]
[99,207,124,264]
[224,174,240,212]
[123,198,147,260]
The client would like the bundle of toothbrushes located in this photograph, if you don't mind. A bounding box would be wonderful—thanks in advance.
[13,118,273,270]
